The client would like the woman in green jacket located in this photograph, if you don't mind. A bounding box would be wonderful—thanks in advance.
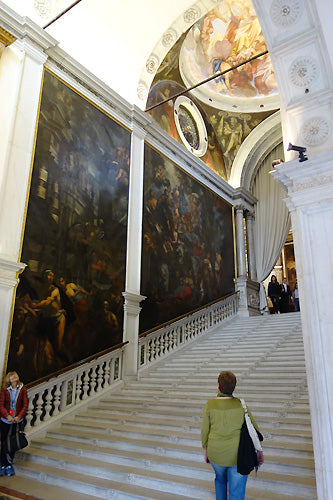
[201,371,263,500]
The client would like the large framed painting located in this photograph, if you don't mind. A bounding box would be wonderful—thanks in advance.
[7,71,131,383]
[140,145,235,332]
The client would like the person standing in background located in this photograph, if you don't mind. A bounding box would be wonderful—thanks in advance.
[268,275,281,314]
[280,277,292,313]
[292,283,300,312]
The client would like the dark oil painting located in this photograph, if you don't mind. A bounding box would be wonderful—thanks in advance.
[7,71,131,384]
[140,145,235,333]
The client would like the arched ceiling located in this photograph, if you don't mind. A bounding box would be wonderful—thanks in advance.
[2,0,281,185]
[3,0,277,109]
[3,0,195,105]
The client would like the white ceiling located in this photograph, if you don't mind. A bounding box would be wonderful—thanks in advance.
[3,0,195,106]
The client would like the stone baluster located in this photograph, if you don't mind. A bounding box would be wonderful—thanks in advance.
[104,360,111,387]
[52,382,62,416]
[82,370,90,399]
[43,387,53,421]
[25,397,35,430]
[96,363,104,392]
[34,391,44,425]
[90,366,97,394]
[75,374,83,403]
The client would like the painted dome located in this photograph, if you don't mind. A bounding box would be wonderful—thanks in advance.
[179,0,279,112]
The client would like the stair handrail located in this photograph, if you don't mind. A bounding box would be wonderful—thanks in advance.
[25,341,128,434]
[138,292,238,372]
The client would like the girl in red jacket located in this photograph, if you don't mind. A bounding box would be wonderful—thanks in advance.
[0,371,29,476]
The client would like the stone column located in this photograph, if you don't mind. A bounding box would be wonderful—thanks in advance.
[272,153,333,500]
[0,38,48,379]
[122,108,150,378]
[245,211,257,281]
[235,205,247,278]
[235,205,249,316]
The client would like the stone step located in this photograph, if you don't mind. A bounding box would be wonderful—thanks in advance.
[25,437,315,479]
[0,475,103,500]
[16,462,198,500]
[10,313,316,499]
[46,426,314,461]
[18,445,316,499]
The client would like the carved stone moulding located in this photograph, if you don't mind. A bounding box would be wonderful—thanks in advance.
[301,117,331,146]
[183,6,201,24]
[137,82,148,101]
[162,29,177,48]
[145,54,160,75]
[289,56,318,88]
[270,0,302,27]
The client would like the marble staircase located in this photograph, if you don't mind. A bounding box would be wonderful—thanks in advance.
[5,313,317,499]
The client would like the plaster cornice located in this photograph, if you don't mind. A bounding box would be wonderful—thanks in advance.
[0,1,58,52]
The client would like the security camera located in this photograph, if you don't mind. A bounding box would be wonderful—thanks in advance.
[287,143,308,162]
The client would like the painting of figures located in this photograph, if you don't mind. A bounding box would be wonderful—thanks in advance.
[7,71,131,384]
[140,145,235,333]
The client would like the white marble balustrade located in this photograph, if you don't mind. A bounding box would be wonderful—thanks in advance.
[138,293,238,372]
[25,344,126,435]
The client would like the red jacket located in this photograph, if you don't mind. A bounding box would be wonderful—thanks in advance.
[0,385,29,420]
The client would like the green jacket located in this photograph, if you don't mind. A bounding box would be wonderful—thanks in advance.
[201,397,260,466]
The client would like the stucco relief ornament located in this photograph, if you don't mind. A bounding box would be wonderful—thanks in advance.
[137,82,148,101]
[146,55,160,75]
[301,117,330,146]
[162,29,177,48]
[289,57,318,87]
[184,7,201,24]
[34,0,51,18]
[270,0,302,27]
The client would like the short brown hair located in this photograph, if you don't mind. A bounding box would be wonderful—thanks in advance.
[218,371,237,394]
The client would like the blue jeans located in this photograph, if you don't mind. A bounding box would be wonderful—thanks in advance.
[210,462,248,500]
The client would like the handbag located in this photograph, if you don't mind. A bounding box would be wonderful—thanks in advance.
[5,423,29,455]
[237,398,264,476]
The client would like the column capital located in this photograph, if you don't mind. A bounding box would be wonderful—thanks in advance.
[122,291,146,316]
[234,204,245,213]
[0,258,26,288]
[13,38,48,65]
[131,106,151,139]
[245,210,255,220]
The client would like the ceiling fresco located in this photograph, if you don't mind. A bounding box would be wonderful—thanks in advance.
[147,1,277,181]
[180,0,278,112]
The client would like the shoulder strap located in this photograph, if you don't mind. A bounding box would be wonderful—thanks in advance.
[239,398,262,452]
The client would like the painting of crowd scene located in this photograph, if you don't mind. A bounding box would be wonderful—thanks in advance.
[7,71,130,384]
[140,145,235,333]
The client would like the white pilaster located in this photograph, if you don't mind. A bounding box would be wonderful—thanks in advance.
[272,152,333,500]
[0,36,48,381]
[0,258,25,379]
[245,211,257,281]
[235,205,247,278]
[0,38,47,260]
[122,107,149,378]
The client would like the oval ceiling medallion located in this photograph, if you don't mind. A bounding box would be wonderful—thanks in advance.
[179,0,279,112]
[174,96,208,157]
